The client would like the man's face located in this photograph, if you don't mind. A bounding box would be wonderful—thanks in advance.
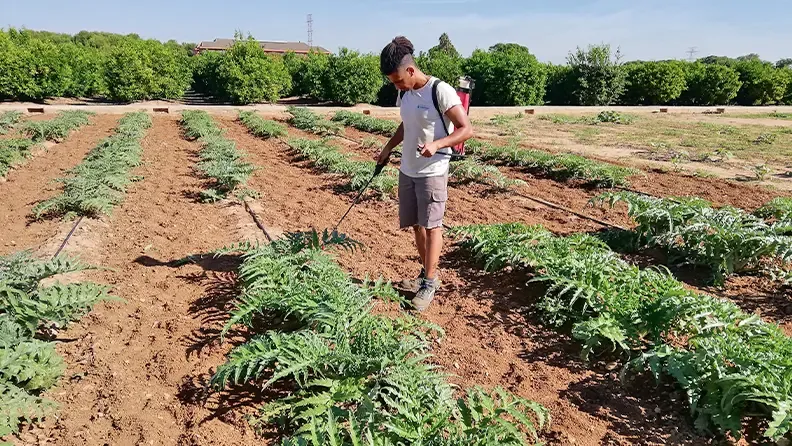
[387,66,415,92]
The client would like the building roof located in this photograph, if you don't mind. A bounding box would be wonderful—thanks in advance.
[195,38,330,54]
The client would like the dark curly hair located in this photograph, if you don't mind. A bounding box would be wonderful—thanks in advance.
[380,36,415,75]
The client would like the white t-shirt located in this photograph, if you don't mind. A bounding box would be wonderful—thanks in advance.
[397,77,462,178]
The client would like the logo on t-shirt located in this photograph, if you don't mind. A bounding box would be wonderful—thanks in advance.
[416,105,430,110]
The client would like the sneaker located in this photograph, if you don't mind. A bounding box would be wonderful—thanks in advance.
[400,268,425,293]
[412,277,440,312]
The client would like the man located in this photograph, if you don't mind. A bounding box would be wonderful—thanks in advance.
[376,36,474,312]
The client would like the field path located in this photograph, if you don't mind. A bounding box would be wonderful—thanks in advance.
[0,114,119,254]
[34,116,259,446]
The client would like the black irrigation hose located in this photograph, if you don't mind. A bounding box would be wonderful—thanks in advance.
[52,216,84,259]
[243,198,274,242]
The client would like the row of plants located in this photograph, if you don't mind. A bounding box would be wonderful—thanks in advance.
[288,138,398,197]
[264,109,523,192]
[537,110,635,125]
[330,110,399,136]
[31,112,151,219]
[180,111,256,202]
[449,222,792,441]
[1,111,93,178]
[286,107,344,136]
[0,139,36,178]
[22,110,93,143]
[209,230,550,444]
[1,251,112,436]
[465,139,638,187]
[593,192,792,285]
[0,111,23,134]
[238,111,287,139]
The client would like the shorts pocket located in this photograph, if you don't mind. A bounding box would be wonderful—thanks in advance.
[431,188,447,203]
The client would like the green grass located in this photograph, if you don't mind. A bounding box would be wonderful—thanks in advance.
[21,111,93,143]
[1,251,112,436]
[180,111,255,202]
[210,232,549,444]
[728,112,792,120]
[0,111,23,135]
[466,139,638,187]
[538,111,636,125]
[32,112,152,219]
[450,222,792,441]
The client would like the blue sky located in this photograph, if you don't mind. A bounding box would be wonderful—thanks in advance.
[3,0,791,63]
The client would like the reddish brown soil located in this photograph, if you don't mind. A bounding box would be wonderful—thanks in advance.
[7,115,784,445]
[0,114,119,254]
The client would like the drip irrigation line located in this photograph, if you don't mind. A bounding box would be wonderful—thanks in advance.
[243,198,274,242]
[52,216,84,259]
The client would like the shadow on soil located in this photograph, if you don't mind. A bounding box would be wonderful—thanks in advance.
[440,247,709,445]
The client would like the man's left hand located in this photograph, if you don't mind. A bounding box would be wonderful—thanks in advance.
[417,142,439,158]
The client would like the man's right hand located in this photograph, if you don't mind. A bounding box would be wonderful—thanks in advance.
[376,148,391,166]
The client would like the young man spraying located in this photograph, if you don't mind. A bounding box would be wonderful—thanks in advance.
[376,36,474,312]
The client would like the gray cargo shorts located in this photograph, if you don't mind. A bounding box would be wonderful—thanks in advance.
[398,172,448,229]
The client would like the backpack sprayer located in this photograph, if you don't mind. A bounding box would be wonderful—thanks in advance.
[335,76,475,229]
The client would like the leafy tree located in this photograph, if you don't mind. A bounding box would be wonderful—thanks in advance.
[622,61,687,105]
[464,43,546,106]
[104,40,155,102]
[428,33,459,58]
[324,48,383,105]
[698,55,737,66]
[778,68,792,105]
[300,51,331,101]
[62,43,107,97]
[679,62,742,105]
[733,59,788,105]
[416,51,463,86]
[543,63,576,105]
[776,58,792,69]
[567,44,626,105]
[214,35,292,104]
[190,50,222,96]
[281,51,305,96]
[146,40,192,99]
[0,34,72,101]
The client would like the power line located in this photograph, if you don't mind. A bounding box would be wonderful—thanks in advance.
[686,46,699,61]
[307,14,313,48]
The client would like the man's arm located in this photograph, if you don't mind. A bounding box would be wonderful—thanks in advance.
[377,122,404,165]
[418,105,473,157]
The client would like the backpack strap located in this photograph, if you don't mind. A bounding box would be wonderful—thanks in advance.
[430,79,449,137]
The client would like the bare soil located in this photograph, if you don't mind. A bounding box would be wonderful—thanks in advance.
[4,113,789,445]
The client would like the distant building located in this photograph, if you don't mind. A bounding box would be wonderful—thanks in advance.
[193,38,330,55]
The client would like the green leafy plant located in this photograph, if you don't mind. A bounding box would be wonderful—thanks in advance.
[464,44,546,106]
[180,110,255,202]
[210,230,549,444]
[0,138,37,177]
[468,139,638,187]
[287,107,343,136]
[753,163,771,180]
[593,191,792,284]
[0,251,111,436]
[754,197,792,220]
[567,44,626,106]
[288,138,397,196]
[623,61,688,105]
[0,111,22,135]
[238,111,287,139]
[21,110,93,142]
[449,222,792,440]
[324,49,383,106]
[754,132,777,145]
[331,110,398,136]
[31,111,152,219]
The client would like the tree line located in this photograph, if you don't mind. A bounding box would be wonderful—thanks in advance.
[2,29,791,107]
